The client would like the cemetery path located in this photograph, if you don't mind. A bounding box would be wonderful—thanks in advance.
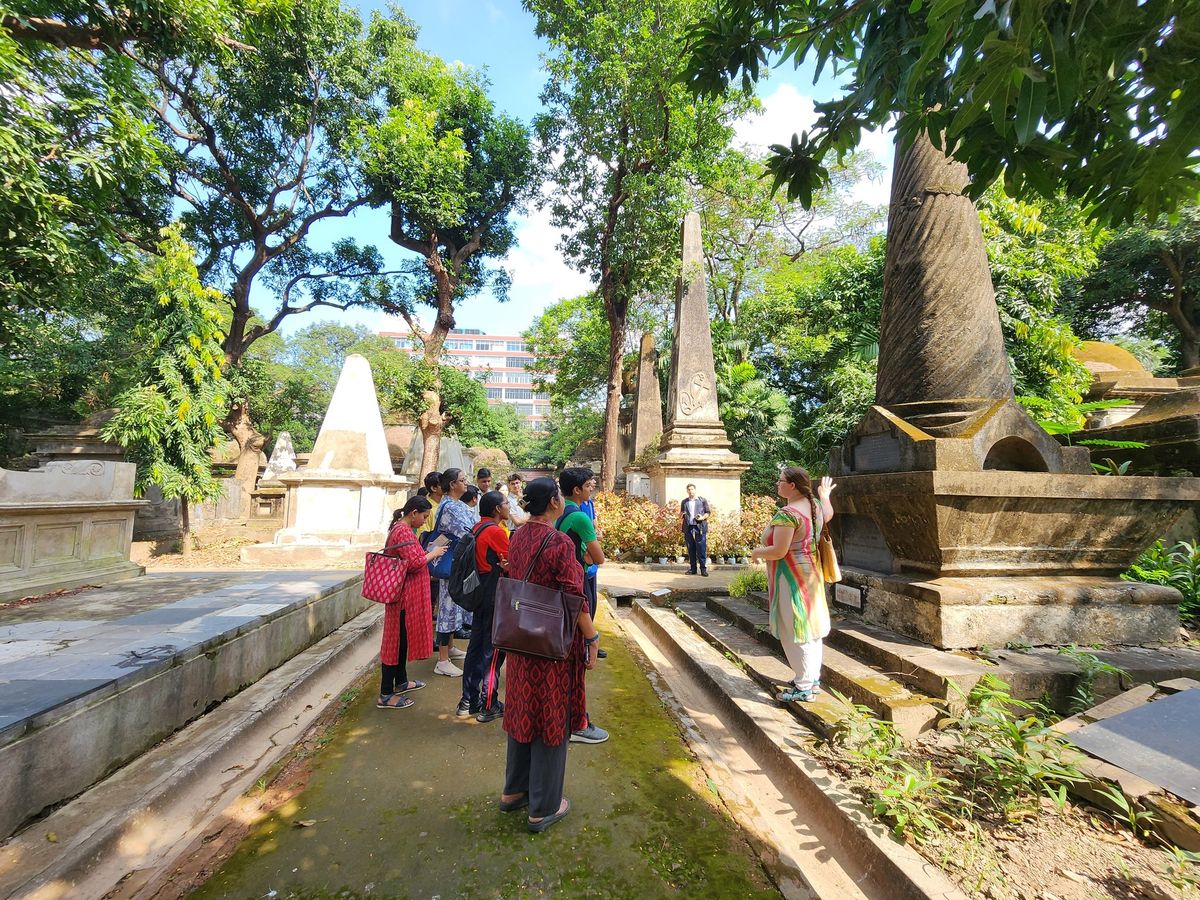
[183,604,783,900]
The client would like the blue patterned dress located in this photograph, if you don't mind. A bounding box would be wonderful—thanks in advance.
[434,497,476,634]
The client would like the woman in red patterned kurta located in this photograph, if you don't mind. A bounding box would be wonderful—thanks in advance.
[377,496,447,710]
[499,477,600,833]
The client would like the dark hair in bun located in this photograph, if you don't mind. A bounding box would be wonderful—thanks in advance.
[479,490,507,518]
[522,477,560,516]
[392,494,432,523]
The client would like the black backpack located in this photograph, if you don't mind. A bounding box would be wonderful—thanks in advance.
[448,521,499,612]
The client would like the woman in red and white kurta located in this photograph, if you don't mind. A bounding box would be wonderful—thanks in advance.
[377,496,447,710]
[498,477,600,833]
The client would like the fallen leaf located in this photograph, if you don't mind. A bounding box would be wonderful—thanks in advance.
[46,832,57,843]
[295,819,317,828]
[1058,869,1088,883]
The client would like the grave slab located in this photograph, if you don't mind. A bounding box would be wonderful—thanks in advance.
[1069,688,1200,806]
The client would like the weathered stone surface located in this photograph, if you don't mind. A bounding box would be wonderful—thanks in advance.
[630,332,663,461]
[841,567,1181,649]
[259,431,297,485]
[834,470,1199,576]
[0,461,145,602]
[1083,386,1200,475]
[875,132,1013,412]
[650,212,748,509]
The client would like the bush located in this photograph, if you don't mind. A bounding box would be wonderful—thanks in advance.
[1124,539,1200,625]
[728,568,767,597]
[593,492,779,560]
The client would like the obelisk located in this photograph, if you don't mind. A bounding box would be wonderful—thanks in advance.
[631,332,663,458]
[648,212,748,511]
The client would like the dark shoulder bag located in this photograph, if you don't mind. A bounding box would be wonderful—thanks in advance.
[492,532,586,661]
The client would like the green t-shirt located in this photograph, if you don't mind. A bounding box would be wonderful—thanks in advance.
[557,500,596,566]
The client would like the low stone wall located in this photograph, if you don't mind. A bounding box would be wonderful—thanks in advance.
[0,573,367,840]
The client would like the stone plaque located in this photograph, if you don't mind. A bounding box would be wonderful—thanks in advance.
[833,583,862,609]
[1069,689,1200,806]
[839,515,895,573]
[852,432,901,473]
[32,523,81,565]
[90,518,126,559]
[0,526,20,571]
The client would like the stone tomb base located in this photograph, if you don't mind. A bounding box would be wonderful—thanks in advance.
[835,567,1181,650]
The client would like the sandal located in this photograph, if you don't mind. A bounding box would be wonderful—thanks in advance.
[396,680,425,694]
[779,687,815,703]
[377,693,414,710]
[528,798,570,833]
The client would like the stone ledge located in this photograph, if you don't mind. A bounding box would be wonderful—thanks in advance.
[0,572,366,840]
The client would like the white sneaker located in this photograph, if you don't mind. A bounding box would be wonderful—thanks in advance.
[448,646,467,660]
[434,660,463,677]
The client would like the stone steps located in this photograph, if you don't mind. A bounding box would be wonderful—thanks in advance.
[702,597,943,738]
[674,603,848,739]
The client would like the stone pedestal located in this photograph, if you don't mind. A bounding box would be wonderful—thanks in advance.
[828,133,1200,648]
[241,355,414,566]
[0,461,145,601]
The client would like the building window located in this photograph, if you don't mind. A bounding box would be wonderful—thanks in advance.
[505,357,528,369]
[534,392,549,400]
[473,370,490,382]
[486,388,503,399]
[507,341,526,352]
[515,403,535,416]
[505,388,533,400]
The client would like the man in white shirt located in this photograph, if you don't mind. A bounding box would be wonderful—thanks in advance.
[679,484,712,576]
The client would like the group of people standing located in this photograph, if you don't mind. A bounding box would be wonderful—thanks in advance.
[373,466,611,832]
[372,460,835,833]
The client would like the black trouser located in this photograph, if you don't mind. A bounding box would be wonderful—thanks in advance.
[503,710,570,819]
[381,610,408,695]
[584,571,598,618]
[685,525,708,572]
[462,598,505,710]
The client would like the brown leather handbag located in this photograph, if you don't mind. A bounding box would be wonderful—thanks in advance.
[492,532,586,661]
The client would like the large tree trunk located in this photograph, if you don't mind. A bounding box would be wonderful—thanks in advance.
[418,388,445,477]
[223,400,265,518]
[600,315,626,491]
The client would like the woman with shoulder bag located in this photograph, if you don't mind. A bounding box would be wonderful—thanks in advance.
[750,467,836,703]
[498,478,599,833]
[378,496,447,710]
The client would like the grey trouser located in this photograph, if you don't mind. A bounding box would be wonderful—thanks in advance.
[504,731,569,819]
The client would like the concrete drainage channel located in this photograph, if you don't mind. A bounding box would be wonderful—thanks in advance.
[0,605,383,899]
[614,599,965,900]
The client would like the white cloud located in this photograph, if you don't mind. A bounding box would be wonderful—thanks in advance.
[733,83,818,153]
[502,201,594,302]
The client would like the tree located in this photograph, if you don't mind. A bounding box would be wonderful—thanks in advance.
[101,226,229,556]
[1069,204,1200,370]
[698,148,884,322]
[363,61,536,476]
[525,0,747,491]
[687,1,1200,224]
[0,0,265,338]
[120,0,488,508]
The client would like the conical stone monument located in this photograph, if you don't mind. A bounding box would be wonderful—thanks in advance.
[828,132,1200,648]
[242,355,414,564]
[648,212,749,511]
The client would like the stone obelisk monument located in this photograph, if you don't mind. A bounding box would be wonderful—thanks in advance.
[242,354,414,564]
[828,132,1200,649]
[648,212,748,511]
[623,332,665,497]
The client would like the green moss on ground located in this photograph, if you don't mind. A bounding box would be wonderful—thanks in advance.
[190,608,779,899]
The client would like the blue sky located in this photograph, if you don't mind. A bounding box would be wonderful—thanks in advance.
[281,0,892,339]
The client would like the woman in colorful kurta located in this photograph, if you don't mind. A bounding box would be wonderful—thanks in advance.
[431,467,475,677]
[751,467,837,702]
[499,477,600,833]
[377,496,447,710]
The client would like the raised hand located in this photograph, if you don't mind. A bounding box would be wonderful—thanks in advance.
[818,475,836,500]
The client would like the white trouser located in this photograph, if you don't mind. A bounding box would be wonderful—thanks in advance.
[776,593,823,690]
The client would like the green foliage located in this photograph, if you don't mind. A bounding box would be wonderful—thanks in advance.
[727,568,766,598]
[1093,784,1158,838]
[1162,846,1200,891]
[944,675,1082,818]
[1069,204,1200,369]
[686,1,1200,223]
[1124,540,1200,626]
[523,293,615,412]
[100,226,228,504]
